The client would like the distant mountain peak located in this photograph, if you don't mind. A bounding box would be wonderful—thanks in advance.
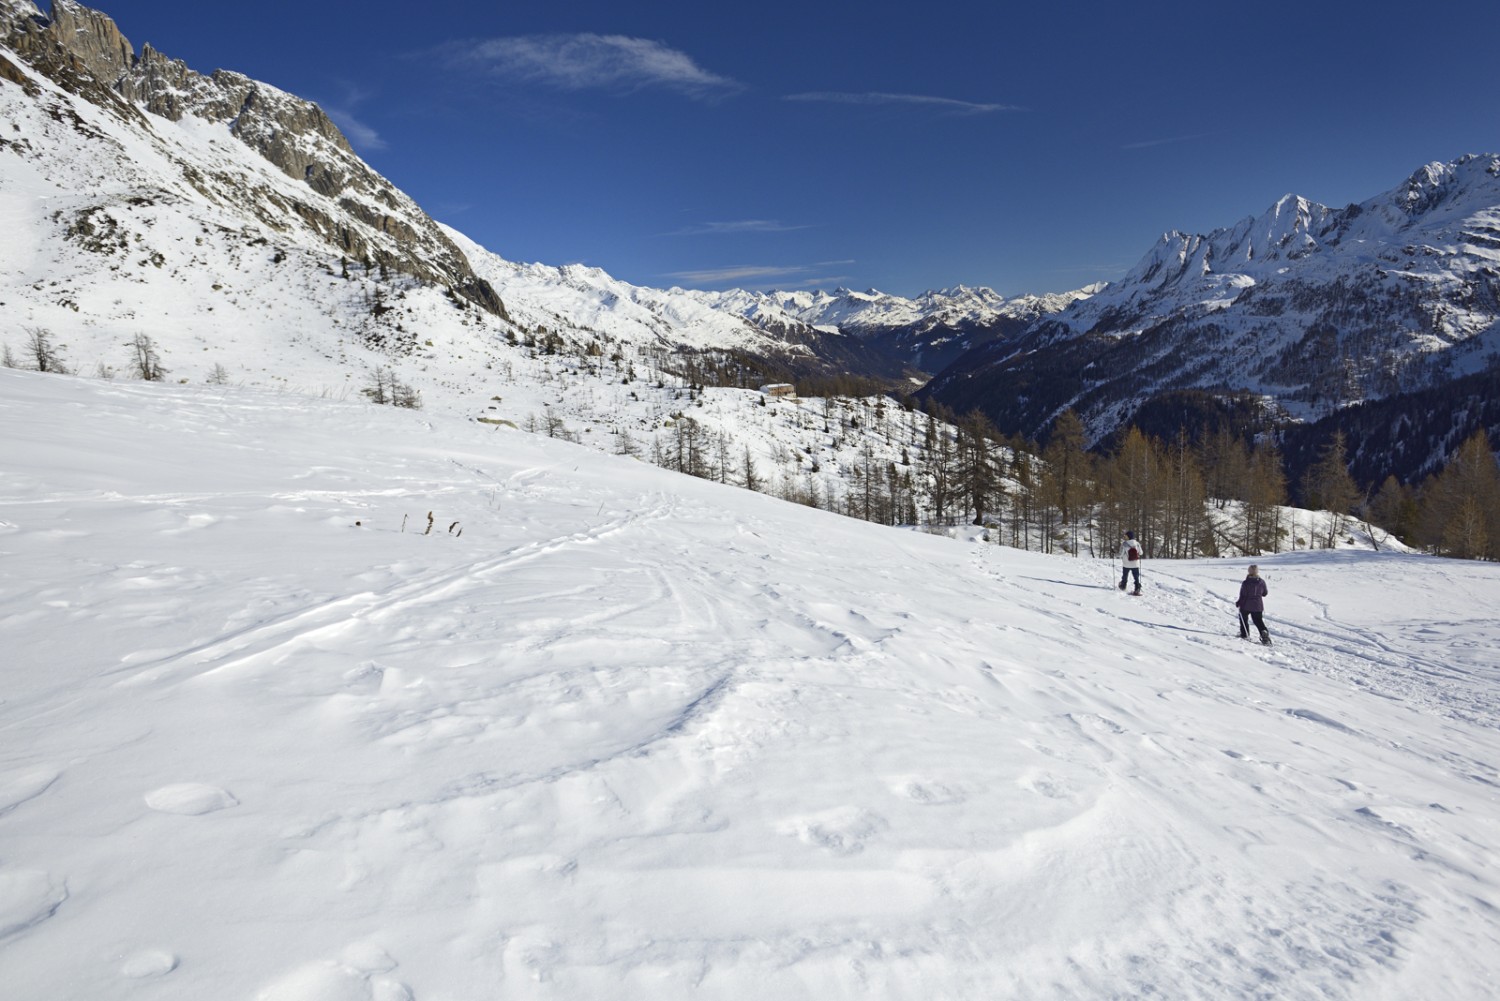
[923,152,1500,473]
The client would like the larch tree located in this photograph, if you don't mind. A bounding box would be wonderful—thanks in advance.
[1417,430,1500,560]
[1301,430,1362,547]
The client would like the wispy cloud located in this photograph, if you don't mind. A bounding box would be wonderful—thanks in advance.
[318,82,388,153]
[1121,130,1222,151]
[324,107,387,152]
[443,34,742,99]
[661,263,850,288]
[666,220,812,237]
[785,91,1023,115]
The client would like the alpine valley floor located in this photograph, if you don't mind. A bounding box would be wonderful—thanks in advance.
[2,368,1498,1000]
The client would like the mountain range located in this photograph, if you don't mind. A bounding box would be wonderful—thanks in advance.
[922,155,1500,482]
[4,0,1499,491]
[1,0,1087,386]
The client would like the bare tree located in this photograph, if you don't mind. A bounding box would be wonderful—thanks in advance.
[25,327,67,373]
[129,333,168,381]
[364,366,390,405]
[614,428,640,458]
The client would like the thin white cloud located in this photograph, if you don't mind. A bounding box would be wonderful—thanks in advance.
[661,264,836,287]
[1121,131,1222,150]
[784,274,853,289]
[446,34,741,98]
[318,81,388,153]
[666,220,812,236]
[785,91,1023,115]
[324,107,387,152]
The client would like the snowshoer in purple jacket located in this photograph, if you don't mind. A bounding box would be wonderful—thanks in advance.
[1236,565,1271,645]
[1118,531,1142,595]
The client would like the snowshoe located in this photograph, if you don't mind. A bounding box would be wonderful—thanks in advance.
[1259,630,1272,646]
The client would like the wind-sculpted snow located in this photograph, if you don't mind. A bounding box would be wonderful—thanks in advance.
[3,368,1499,999]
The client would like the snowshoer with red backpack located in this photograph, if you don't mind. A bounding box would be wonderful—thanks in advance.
[1118,531,1142,594]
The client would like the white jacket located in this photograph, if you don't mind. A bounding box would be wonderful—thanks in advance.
[1119,539,1142,567]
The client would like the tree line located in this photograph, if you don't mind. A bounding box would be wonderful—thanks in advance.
[618,381,1500,563]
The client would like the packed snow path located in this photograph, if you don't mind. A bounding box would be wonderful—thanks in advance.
[2,369,1498,1000]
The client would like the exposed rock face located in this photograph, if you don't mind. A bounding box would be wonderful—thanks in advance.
[0,0,507,318]
[42,0,132,82]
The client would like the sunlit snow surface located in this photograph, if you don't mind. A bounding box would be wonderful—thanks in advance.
[2,369,1498,1000]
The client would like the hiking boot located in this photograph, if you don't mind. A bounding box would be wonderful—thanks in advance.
[1259,629,1271,646]
[1132,588,1142,596]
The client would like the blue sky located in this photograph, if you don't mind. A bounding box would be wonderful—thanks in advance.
[63,0,1500,297]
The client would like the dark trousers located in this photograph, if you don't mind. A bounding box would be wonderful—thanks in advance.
[1239,610,1267,636]
[1120,567,1140,589]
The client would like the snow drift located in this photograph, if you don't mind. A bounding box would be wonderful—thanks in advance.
[2,368,1498,999]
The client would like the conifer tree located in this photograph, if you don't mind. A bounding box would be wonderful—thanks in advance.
[1244,440,1288,554]
[1368,475,1417,543]
[1301,431,1362,547]
[958,410,1001,527]
[1198,427,1251,510]
[1042,409,1091,525]
[1099,428,1162,555]
[1161,429,1208,558]
[1417,430,1500,560]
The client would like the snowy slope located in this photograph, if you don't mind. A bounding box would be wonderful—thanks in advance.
[0,0,1083,384]
[0,16,961,514]
[3,367,1499,1000]
[439,226,816,356]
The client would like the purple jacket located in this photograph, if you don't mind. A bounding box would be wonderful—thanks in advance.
[1236,576,1267,613]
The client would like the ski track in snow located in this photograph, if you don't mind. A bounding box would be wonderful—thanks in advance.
[2,370,1500,1000]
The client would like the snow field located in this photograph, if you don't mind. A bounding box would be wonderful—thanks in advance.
[1,368,1499,1000]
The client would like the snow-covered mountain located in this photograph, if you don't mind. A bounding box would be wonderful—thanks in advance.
[0,0,1086,386]
[742,284,1094,335]
[698,283,1101,375]
[925,154,1500,472]
[0,0,1010,516]
[0,0,507,318]
[5,366,1499,999]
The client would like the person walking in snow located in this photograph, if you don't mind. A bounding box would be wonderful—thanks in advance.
[1118,530,1142,595]
[1236,565,1271,645]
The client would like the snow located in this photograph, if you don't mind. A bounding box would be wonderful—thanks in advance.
[3,367,1499,999]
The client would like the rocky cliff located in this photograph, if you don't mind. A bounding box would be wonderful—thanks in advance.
[0,0,507,317]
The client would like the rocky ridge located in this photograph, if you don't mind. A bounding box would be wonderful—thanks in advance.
[0,0,507,317]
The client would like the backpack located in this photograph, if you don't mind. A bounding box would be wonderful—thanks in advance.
[1127,542,1141,562]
